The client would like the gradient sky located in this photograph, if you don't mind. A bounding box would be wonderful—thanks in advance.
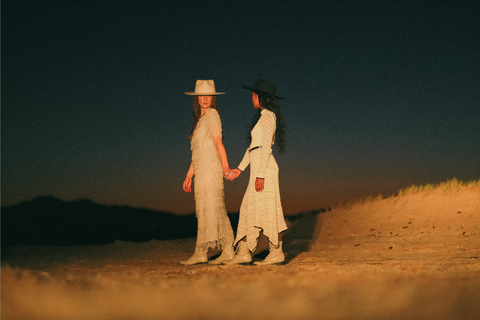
[2,0,479,215]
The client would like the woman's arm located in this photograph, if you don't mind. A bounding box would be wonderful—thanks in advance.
[255,112,276,192]
[229,149,250,181]
[237,148,250,172]
[212,135,231,178]
[183,162,194,192]
[206,109,231,178]
[257,112,275,179]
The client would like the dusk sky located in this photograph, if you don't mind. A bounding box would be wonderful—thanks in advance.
[2,0,479,215]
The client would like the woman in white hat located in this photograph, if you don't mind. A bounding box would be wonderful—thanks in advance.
[225,79,288,265]
[181,80,235,265]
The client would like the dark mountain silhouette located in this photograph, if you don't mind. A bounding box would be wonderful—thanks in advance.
[1,196,240,246]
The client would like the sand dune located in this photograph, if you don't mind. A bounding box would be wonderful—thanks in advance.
[2,184,479,320]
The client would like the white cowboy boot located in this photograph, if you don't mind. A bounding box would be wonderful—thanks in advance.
[208,244,235,264]
[223,241,252,265]
[254,241,285,265]
[180,249,208,266]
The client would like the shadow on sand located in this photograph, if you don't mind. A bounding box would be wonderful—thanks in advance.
[239,209,328,263]
[281,209,328,263]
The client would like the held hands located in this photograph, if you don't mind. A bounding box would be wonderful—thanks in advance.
[225,167,263,192]
[224,167,235,181]
[226,168,242,181]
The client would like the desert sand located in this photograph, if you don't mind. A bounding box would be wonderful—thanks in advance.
[2,183,480,320]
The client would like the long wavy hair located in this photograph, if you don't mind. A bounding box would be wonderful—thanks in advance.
[247,92,286,153]
[188,96,219,140]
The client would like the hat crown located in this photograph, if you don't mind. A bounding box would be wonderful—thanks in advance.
[185,79,225,95]
[252,79,277,96]
[195,80,215,94]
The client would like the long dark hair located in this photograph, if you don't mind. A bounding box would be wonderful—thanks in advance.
[188,96,219,140]
[247,92,286,153]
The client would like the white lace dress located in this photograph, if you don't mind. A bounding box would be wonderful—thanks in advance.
[235,109,288,252]
[191,108,234,252]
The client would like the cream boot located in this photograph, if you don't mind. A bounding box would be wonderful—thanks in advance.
[254,241,285,265]
[180,249,208,266]
[223,241,252,265]
[208,244,235,264]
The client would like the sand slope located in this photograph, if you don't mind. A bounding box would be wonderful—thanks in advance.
[2,186,480,320]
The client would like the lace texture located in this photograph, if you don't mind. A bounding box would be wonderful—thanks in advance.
[191,109,234,252]
[235,109,287,252]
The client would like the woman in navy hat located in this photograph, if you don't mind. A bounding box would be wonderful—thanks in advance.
[225,79,288,265]
[181,80,235,265]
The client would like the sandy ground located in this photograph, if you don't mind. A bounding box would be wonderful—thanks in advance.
[2,186,480,320]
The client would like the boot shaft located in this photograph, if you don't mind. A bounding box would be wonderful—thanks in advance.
[269,241,283,252]
[254,241,284,265]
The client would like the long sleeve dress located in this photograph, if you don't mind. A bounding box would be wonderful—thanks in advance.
[235,109,288,252]
[190,108,234,252]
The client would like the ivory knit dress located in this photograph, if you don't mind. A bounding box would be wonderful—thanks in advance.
[235,109,288,252]
[190,108,234,252]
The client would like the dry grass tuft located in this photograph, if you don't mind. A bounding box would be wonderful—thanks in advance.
[333,178,480,209]
[398,177,480,196]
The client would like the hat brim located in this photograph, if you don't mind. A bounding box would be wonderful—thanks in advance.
[185,92,225,96]
[241,85,284,99]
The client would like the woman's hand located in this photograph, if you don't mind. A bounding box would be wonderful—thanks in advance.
[255,178,264,192]
[223,167,233,180]
[183,163,194,192]
[183,176,192,192]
